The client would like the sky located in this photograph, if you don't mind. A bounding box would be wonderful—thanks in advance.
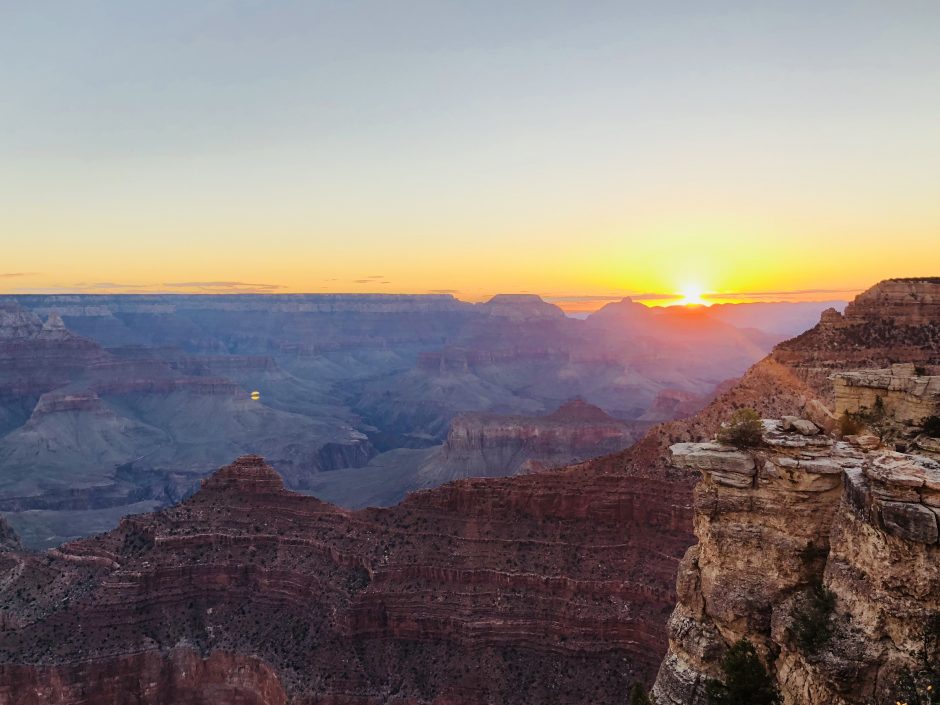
[1,1,939,307]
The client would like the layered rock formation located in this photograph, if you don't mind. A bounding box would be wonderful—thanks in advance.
[832,363,940,426]
[652,416,940,705]
[308,400,649,509]
[0,305,376,547]
[0,454,692,704]
[774,278,940,396]
[430,400,644,478]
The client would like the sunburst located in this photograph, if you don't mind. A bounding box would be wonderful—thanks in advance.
[676,285,706,306]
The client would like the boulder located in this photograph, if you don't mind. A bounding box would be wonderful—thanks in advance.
[804,399,839,435]
[781,416,821,435]
[845,434,881,451]
[877,500,939,544]
[670,443,756,487]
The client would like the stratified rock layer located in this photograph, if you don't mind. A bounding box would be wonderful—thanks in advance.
[431,400,644,480]
[774,278,940,396]
[0,455,692,704]
[652,423,940,705]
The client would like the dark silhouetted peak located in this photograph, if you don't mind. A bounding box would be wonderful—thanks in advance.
[199,455,285,495]
[587,297,650,323]
[545,399,617,423]
[479,294,564,320]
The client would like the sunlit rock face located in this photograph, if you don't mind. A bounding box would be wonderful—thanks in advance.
[832,364,940,426]
[652,419,940,705]
[773,278,940,398]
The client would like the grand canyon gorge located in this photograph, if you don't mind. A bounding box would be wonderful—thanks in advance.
[0,278,938,704]
[3,4,938,703]
[0,293,824,546]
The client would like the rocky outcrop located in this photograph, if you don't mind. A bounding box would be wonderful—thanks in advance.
[645,281,940,704]
[651,419,940,705]
[832,363,940,427]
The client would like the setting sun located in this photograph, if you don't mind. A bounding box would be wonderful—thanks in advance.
[676,285,707,307]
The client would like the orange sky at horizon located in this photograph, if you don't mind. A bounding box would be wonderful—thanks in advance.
[2,3,939,309]
[0,264,866,315]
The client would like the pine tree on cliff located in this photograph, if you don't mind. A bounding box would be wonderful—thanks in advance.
[706,639,781,705]
[628,683,655,705]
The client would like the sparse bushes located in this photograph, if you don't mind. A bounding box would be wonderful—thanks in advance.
[791,577,836,654]
[630,683,656,705]
[717,409,764,448]
[838,412,864,437]
[798,541,828,567]
[892,613,940,705]
[922,415,940,439]
[706,638,781,705]
[629,683,655,705]
[859,395,896,443]
[841,395,897,442]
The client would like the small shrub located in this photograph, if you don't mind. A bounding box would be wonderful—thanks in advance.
[838,412,864,437]
[629,682,655,705]
[798,541,828,568]
[851,395,898,443]
[892,613,940,705]
[922,415,940,438]
[716,409,764,448]
[706,638,781,705]
[791,577,836,654]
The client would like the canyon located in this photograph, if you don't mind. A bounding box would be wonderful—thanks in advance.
[0,294,828,547]
[1,279,935,704]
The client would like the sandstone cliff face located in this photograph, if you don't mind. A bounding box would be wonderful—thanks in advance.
[651,421,940,705]
[832,364,940,427]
